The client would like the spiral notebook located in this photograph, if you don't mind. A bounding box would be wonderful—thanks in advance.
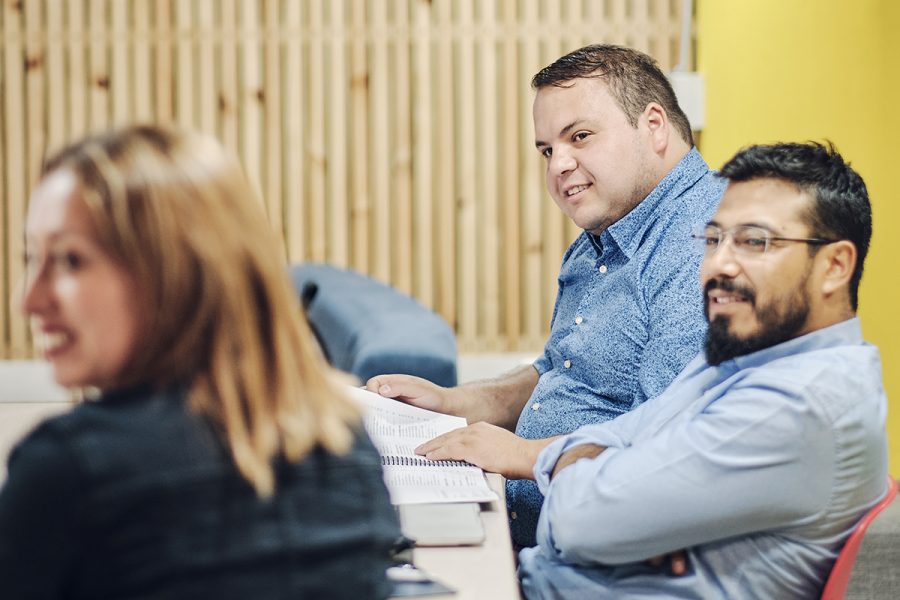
[348,387,499,505]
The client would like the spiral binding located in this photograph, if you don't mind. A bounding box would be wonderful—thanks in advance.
[382,455,471,468]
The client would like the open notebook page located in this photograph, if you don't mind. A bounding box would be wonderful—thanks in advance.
[347,386,499,504]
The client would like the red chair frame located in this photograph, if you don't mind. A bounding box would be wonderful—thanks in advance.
[820,477,899,600]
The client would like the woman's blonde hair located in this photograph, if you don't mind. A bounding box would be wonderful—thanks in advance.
[42,125,359,496]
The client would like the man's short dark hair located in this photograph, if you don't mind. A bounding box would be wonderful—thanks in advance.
[719,141,872,310]
[531,44,693,146]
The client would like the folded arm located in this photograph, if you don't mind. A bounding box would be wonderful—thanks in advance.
[535,386,832,565]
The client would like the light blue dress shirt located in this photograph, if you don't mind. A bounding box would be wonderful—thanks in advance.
[519,318,889,599]
[509,148,726,547]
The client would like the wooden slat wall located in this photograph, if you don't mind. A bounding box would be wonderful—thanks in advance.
[0,0,689,357]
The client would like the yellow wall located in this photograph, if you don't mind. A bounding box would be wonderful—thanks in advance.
[698,0,900,474]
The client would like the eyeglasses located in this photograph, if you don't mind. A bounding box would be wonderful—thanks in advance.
[691,225,837,256]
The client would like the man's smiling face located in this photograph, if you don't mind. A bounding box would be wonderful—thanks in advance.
[700,178,822,365]
[532,77,659,235]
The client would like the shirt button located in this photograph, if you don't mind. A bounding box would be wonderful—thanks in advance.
[532,402,541,411]
[564,359,571,369]
[574,316,583,325]
[510,511,518,520]
[598,264,608,274]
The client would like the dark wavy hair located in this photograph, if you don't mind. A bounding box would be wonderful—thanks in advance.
[719,141,871,310]
[531,44,693,146]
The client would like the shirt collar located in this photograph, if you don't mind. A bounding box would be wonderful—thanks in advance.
[597,147,710,259]
[587,231,604,254]
[97,381,180,404]
[723,317,865,371]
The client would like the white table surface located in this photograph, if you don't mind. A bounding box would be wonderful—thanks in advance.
[409,473,521,599]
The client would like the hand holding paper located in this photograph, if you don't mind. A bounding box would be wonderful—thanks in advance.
[347,386,498,505]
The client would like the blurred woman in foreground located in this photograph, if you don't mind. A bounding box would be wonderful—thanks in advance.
[0,125,399,599]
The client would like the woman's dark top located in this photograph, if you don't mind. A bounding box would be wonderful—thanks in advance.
[0,385,400,599]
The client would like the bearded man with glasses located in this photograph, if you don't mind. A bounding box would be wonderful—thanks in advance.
[692,222,839,366]
[518,141,889,599]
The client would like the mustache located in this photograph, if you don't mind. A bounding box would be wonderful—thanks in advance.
[704,278,755,304]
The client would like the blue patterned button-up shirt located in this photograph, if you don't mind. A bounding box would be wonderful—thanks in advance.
[508,148,726,547]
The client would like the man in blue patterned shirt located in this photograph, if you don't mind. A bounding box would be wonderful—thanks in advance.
[368,44,726,547]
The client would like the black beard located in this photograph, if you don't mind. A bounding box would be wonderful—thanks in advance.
[704,278,810,366]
